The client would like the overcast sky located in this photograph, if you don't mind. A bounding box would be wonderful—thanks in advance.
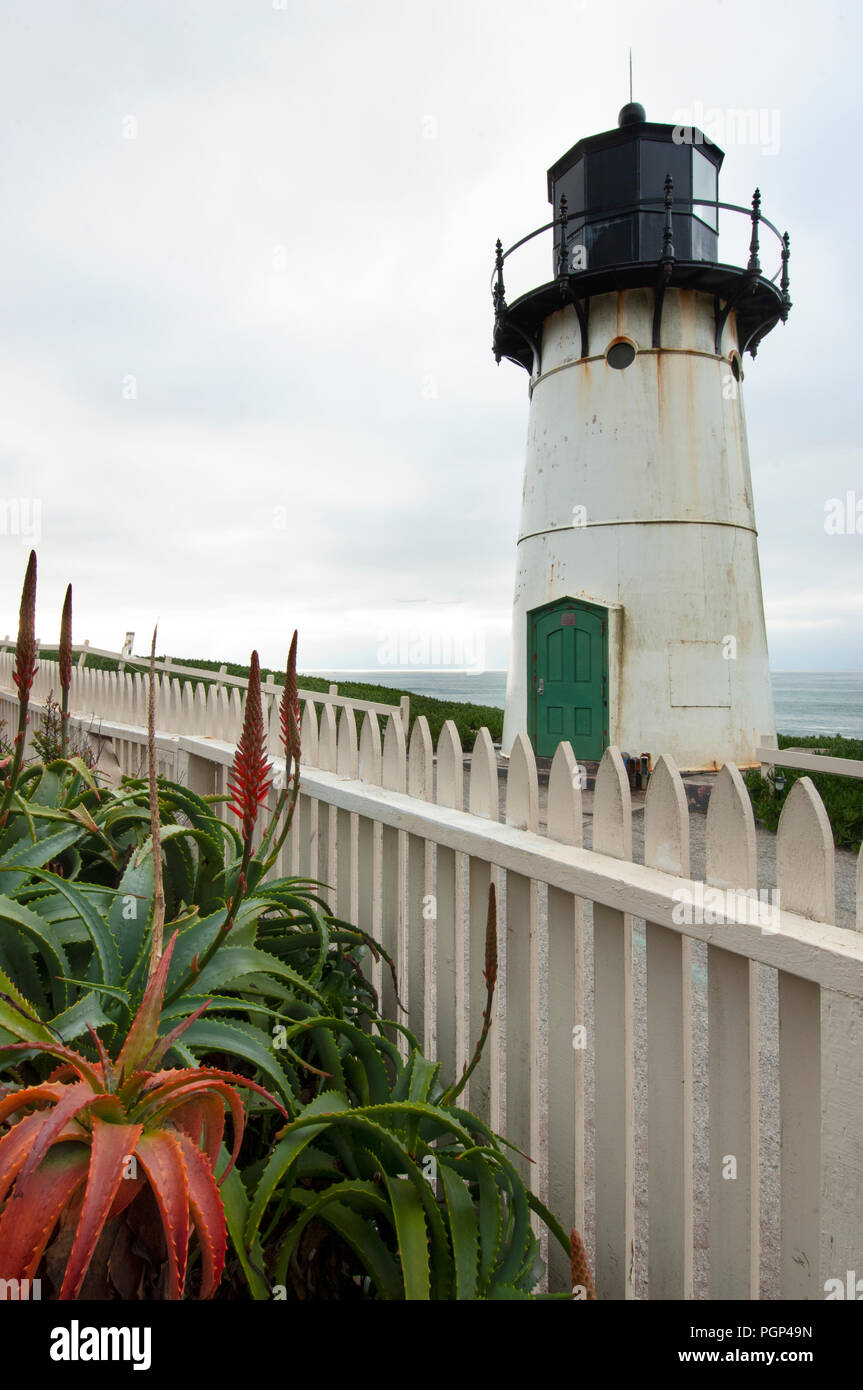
[0,0,859,675]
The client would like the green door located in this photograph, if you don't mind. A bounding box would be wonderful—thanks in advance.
[528,599,608,760]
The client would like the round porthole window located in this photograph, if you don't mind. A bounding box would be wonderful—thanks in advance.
[606,341,636,370]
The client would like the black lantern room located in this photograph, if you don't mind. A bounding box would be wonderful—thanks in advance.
[492,103,791,373]
[548,102,722,271]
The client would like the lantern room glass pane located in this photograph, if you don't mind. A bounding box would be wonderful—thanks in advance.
[639,139,691,209]
[692,148,718,230]
[587,142,636,213]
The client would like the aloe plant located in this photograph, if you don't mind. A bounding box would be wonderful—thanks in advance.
[0,932,285,1298]
[242,886,572,1301]
[0,553,575,1300]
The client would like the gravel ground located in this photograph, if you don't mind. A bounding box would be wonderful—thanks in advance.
[436,761,860,1299]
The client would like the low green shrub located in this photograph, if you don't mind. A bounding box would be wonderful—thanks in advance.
[744,733,863,851]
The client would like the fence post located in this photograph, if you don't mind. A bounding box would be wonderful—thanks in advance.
[381,714,407,1028]
[503,732,541,1197]
[776,778,831,1298]
[407,716,434,1056]
[706,764,760,1300]
[546,740,585,1292]
[644,753,694,1300]
[356,711,382,1001]
[436,720,464,1085]
[467,726,500,1127]
[592,746,636,1300]
[336,708,359,923]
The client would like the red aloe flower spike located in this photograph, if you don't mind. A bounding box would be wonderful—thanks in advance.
[59,584,72,694]
[227,651,272,844]
[570,1227,598,1300]
[279,630,301,770]
[1,551,38,821]
[166,653,275,1000]
[12,549,38,703]
[252,628,302,870]
[484,878,498,992]
[59,583,72,759]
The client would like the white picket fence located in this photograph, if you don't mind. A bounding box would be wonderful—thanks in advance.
[0,649,409,741]
[2,669,862,1302]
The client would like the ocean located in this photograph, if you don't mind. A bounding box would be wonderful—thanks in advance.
[307,670,863,739]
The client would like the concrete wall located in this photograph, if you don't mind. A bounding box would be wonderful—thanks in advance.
[502,286,776,770]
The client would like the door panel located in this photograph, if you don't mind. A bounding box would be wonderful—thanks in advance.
[529,601,607,759]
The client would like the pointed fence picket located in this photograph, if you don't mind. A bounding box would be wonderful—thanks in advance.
[592,747,636,1300]
[407,717,434,1057]
[434,720,464,1087]
[642,756,689,1295]
[775,777,830,1299]
[381,715,407,1030]
[466,726,499,1125]
[705,764,760,1300]
[316,704,338,915]
[503,732,542,1198]
[297,701,320,884]
[545,741,585,1293]
[336,707,359,926]
[644,754,693,1300]
[356,710,383,1005]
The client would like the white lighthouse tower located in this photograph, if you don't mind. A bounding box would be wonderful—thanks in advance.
[495,103,791,771]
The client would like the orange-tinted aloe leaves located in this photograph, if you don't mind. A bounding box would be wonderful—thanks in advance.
[0,932,284,1299]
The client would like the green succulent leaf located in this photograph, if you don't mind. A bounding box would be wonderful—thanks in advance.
[383,1174,431,1300]
[0,894,71,1012]
[440,1158,480,1300]
[245,1091,351,1246]
[22,869,121,990]
[178,1016,296,1107]
[0,824,84,893]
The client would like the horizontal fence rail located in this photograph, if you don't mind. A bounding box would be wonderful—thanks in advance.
[759,745,863,782]
[2,677,862,1302]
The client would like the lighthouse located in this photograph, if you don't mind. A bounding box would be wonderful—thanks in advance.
[494,103,791,771]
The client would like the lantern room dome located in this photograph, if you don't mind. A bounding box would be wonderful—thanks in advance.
[618,101,646,126]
